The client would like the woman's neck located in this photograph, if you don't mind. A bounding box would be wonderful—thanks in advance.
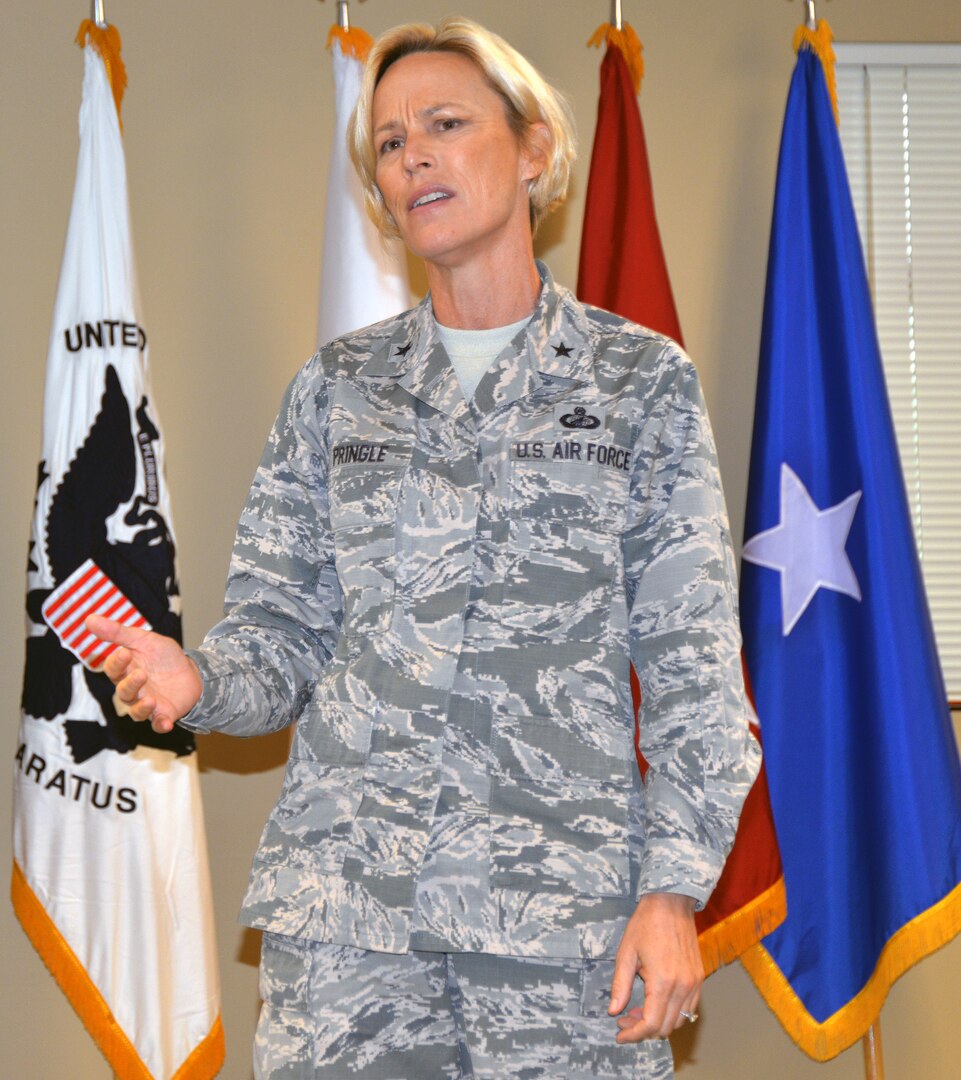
[426,247,541,330]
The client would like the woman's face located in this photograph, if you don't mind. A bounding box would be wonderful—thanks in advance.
[372,50,544,268]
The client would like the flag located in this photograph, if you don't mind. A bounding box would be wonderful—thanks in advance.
[739,21,961,1060]
[577,22,682,344]
[577,23,785,975]
[12,22,224,1078]
[317,24,412,347]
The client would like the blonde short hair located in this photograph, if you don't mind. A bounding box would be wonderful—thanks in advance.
[348,17,577,239]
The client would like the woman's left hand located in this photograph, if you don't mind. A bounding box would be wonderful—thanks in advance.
[608,891,704,1042]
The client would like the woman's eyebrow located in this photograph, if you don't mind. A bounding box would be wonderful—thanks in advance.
[374,102,468,137]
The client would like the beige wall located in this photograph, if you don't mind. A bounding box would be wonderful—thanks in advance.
[3,1,960,1076]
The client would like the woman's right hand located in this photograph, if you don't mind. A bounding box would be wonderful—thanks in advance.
[85,614,203,734]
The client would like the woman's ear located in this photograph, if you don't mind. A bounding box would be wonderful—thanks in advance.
[521,122,552,184]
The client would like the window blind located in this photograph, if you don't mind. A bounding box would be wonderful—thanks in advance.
[836,44,961,703]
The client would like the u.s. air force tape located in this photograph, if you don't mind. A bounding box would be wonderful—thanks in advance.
[511,439,632,473]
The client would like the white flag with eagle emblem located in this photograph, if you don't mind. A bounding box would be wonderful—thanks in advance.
[12,21,224,1079]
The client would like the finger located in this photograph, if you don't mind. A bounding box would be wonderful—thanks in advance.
[608,951,638,1016]
[672,997,702,1033]
[115,670,148,705]
[150,710,175,735]
[102,646,133,682]
[615,1013,659,1043]
[663,984,701,1035]
[127,693,157,724]
[125,693,174,734]
[676,988,702,1030]
[614,981,670,1043]
[86,614,148,649]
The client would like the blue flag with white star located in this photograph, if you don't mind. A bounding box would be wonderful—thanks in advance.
[738,30,961,1062]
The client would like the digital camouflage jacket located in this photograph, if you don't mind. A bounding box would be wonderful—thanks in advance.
[182,264,761,958]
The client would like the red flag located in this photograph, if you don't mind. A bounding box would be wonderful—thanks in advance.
[576,25,785,976]
[577,28,682,344]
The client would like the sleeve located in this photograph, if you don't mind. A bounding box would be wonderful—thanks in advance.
[179,354,343,736]
[622,346,761,908]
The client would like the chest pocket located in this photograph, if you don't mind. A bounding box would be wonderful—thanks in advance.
[329,441,412,639]
[503,447,629,644]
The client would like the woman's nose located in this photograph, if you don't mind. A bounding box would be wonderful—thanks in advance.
[403,134,433,172]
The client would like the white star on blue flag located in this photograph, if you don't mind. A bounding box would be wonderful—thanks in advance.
[742,463,862,635]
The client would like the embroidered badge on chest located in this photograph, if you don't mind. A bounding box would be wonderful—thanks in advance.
[553,403,606,432]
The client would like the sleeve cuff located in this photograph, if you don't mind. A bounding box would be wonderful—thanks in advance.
[177,647,237,734]
[637,838,726,911]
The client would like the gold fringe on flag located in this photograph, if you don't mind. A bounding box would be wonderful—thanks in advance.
[741,876,961,1061]
[794,18,839,126]
[327,24,374,62]
[11,859,225,1078]
[698,877,787,977]
[587,22,645,94]
[75,19,127,127]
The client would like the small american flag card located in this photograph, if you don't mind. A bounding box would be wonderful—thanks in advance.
[41,558,151,671]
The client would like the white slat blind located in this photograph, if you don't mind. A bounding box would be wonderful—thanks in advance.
[836,45,961,702]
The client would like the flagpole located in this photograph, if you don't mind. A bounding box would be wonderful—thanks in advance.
[611,0,623,31]
[862,1020,885,1079]
[318,0,354,32]
[91,0,106,27]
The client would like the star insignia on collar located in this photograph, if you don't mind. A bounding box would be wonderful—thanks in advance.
[552,341,573,358]
[395,341,413,357]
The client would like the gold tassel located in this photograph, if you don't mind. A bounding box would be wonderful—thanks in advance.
[698,877,787,977]
[794,17,839,126]
[327,24,374,62]
[171,1015,226,1080]
[12,860,226,1077]
[11,860,151,1076]
[74,19,127,129]
[742,877,961,1061]
[587,22,645,94]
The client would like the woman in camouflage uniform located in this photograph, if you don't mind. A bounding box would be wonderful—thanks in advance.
[92,17,760,1079]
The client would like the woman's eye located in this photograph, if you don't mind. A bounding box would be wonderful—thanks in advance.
[379,137,403,155]
[439,118,461,131]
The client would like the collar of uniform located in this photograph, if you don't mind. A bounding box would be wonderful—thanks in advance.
[469,263,592,416]
[358,298,472,425]
[357,301,427,380]
[526,262,593,385]
[355,262,593,420]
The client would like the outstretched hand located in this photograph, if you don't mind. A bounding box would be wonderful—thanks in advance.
[86,614,203,734]
[609,891,703,1043]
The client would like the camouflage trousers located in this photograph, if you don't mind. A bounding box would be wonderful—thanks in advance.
[253,932,674,1079]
